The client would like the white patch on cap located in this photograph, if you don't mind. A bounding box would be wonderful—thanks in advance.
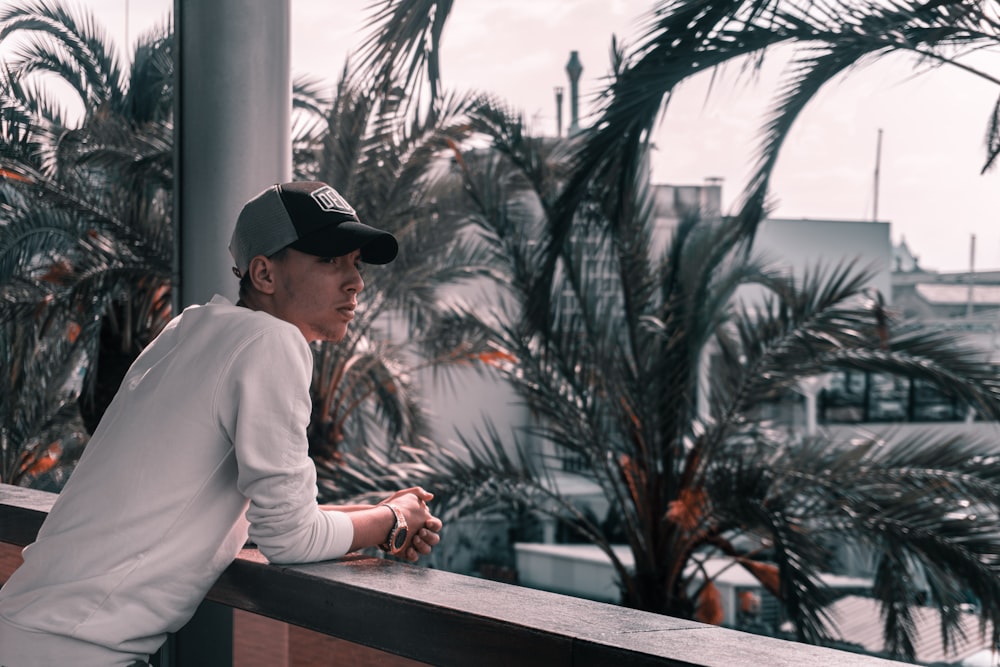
[311,185,356,215]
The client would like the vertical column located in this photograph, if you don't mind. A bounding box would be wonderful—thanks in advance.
[798,375,829,436]
[174,0,292,309]
[565,51,582,136]
[554,86,563,138]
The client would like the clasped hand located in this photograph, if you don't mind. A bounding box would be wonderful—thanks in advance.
[380,486,443,563]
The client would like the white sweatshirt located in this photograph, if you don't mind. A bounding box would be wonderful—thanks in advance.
[0,295,354,659]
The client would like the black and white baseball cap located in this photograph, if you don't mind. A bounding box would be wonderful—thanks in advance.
[229,181,398,277]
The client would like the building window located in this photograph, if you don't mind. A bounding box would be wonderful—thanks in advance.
[818,371,971,424]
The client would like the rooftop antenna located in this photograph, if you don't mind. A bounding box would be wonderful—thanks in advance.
[872,128,882,222]
[554,86,564,138]
[967,233,977,318]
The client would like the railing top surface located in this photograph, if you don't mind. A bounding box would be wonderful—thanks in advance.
[0,483,905,667]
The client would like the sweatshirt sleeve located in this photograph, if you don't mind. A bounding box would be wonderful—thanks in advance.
[219,324,354,564]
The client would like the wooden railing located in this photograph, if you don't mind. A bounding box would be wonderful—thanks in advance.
[0,483,906,666]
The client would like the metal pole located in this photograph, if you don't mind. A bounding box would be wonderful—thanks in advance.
[554,86,563,138]
[967,234,976,318]
[174,0,292,309]
[872,128,882,222]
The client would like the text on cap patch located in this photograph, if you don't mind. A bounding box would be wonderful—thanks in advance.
[311,185,356,215]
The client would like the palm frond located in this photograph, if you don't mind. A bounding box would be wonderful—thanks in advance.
[357,0,453,109]
[0,0,125,110]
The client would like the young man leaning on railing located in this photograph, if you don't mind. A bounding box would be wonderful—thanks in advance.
[0,181,443,667]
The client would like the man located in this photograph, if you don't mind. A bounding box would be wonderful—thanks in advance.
[0,181,442,666]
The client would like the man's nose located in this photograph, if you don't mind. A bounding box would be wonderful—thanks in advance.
[347,270,364,293]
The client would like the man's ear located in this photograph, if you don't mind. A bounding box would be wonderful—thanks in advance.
[248,255,277,294]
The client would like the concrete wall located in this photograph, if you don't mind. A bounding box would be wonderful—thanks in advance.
[752,218,893,300]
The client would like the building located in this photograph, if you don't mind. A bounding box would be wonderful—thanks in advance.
[815,241,1000,431]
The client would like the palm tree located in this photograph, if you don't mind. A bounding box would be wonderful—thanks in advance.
[289,27,506,501]
[551,5,1000,654]
[359,0,1000,660]
[0,1,174,485]
[425,97,1000,662]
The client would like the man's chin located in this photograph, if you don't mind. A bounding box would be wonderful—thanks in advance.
[322,328,348,343]
[303,324,348,344]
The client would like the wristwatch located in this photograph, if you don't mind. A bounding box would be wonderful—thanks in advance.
[379,504,408,555]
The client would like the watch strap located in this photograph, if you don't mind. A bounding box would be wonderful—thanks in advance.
[379,504,407,555]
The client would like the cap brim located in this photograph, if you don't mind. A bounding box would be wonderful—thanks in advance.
[289,220,398,264]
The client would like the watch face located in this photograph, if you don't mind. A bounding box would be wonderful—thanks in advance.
[393,526,408,551]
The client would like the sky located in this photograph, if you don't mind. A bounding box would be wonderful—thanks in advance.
[78,0,1000,273]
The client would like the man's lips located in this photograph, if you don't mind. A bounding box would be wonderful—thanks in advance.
[337,305,356,319]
